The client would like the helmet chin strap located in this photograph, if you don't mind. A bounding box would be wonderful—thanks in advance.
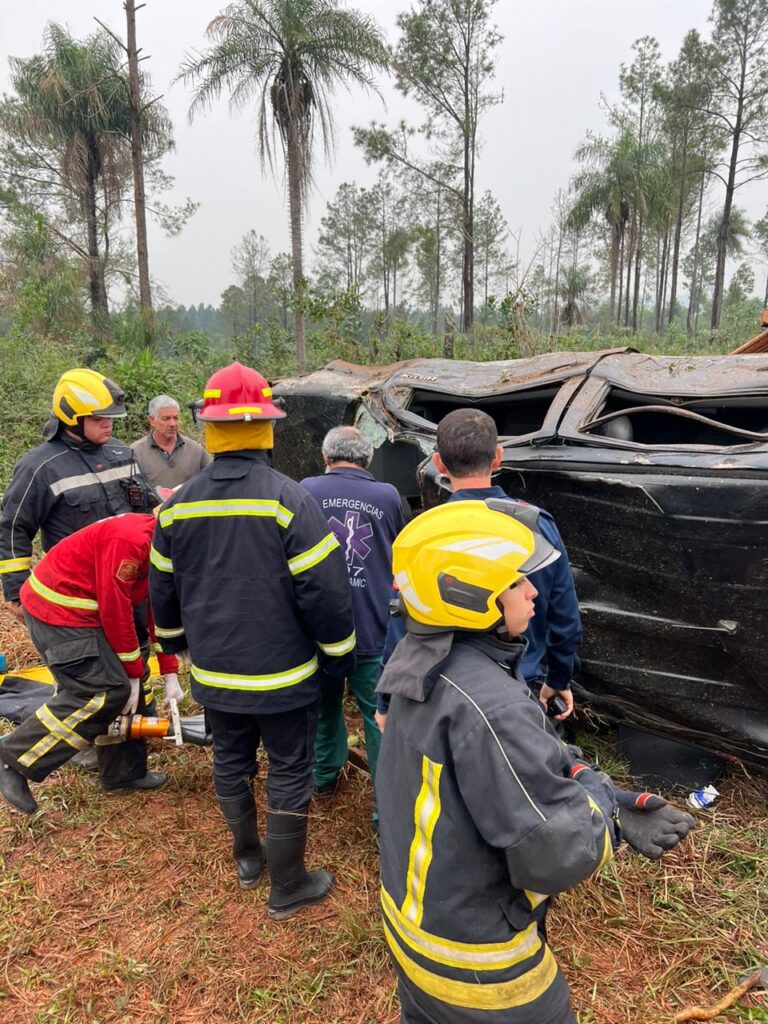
[62,417,87,442]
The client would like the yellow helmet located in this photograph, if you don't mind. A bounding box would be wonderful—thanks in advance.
[52,369,126,426]
[393,498,560,631]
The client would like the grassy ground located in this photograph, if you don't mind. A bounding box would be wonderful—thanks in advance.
[1,608,767,1024]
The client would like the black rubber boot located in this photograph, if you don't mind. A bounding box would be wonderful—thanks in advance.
[0,747,37,815]
[218,792,265,889]
[102,770,167,792]
[266,808,334,920]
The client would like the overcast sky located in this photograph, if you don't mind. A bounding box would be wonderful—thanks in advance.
[3,0,767,307]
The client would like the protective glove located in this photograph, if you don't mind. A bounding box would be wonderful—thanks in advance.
[163,673,184,703]
[616,787,696,860]
[122,678,140,715]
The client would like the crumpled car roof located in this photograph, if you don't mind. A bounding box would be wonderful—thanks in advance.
[274,351,768,772]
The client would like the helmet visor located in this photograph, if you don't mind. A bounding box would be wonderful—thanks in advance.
[484,497,561,576]
[90,378,126,418]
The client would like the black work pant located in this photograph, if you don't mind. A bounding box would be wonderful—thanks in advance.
[206,702,319,810]
[97,603,154,789]
[3,617,134,783]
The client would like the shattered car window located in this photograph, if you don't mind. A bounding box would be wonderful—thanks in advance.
[584,389,768,446]
[407,385,561,437]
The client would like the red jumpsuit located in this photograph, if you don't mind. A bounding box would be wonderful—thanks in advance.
[2,514,177,783]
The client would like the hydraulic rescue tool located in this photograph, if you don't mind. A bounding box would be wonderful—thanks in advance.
[95,700,210,746]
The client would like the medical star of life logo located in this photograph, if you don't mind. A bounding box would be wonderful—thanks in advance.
[329,510,373,568]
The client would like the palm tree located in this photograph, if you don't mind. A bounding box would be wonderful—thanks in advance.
[178,0,388,370]
[5,23,171,340]
[568,132,634,324]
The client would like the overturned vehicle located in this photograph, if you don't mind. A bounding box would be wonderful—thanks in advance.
[274,350,768,775]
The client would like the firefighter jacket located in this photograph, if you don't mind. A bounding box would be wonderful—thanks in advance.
[375,627,619,1020]
[0,432,156,602]
[149,450,356,715]
[19,514,178,680]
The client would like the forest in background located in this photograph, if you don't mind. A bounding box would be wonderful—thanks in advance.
[1,0,768,399]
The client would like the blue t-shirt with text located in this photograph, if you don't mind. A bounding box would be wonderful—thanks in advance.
[301,467,405,656]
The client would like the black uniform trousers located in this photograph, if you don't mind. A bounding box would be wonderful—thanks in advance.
[206,701,319,810]
[1,615,143,784]
[96,602,155,790]
[396,966,577,1024]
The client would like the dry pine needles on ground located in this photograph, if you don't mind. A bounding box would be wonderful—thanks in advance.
[0,617,766,1024]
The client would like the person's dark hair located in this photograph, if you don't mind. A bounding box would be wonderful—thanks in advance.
[436,408,498,477]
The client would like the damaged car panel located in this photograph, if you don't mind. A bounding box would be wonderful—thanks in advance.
[273,351,768,771]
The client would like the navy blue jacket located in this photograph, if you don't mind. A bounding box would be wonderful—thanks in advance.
[150,450,355,714]
[0,433,155,602]
[300,467,405,657]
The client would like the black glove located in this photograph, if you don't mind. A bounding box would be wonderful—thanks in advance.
[616,788,695,860]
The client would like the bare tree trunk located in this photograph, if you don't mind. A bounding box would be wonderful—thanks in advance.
[632,212,644,333]
[608,222,620,324]
[461,180,474,332]
[461,36,475,335]
[617,229,625,325]
[84,168,110,339]
[659,228,670,330]
[433,186,442,336]
[712,59,746,330]
[668,131,688,327]
[654,233,662,333]
[624,217,634,328]
[125,0,153,345]
[552,228,563,335]
[687,172,706,336]
[286,129,306,370]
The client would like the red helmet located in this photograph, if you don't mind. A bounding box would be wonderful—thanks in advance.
[198,362,285,421]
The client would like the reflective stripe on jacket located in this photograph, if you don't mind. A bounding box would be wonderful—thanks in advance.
[149,450,356,714]
[0,434,156,602]
[376,631,617,1020]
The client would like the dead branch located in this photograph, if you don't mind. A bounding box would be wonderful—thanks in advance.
[672,970,763,1022]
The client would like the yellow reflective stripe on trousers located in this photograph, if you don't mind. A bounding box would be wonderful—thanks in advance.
[287,532,339,576]
[155,624,185,639]
[383,919,559,1010]
[159,499,293,529]
[192,655,318,692]
[0,556,32,574]
[18,692,106,768]
[28,572,98,611]
[149,545,173,573]
[381,888,541,971]
[401,756,443,926]
[117,648,141,663]
[317,630,356,656]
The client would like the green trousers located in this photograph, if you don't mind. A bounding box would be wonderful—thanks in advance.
[313,656,382,792]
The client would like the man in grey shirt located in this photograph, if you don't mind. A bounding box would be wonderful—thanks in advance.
[131,395,210,491]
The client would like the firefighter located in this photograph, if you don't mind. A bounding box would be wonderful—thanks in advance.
[150,362,356,920]
[376,499,695,1024]
[0,368,163,793]
[0,514,180,815]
